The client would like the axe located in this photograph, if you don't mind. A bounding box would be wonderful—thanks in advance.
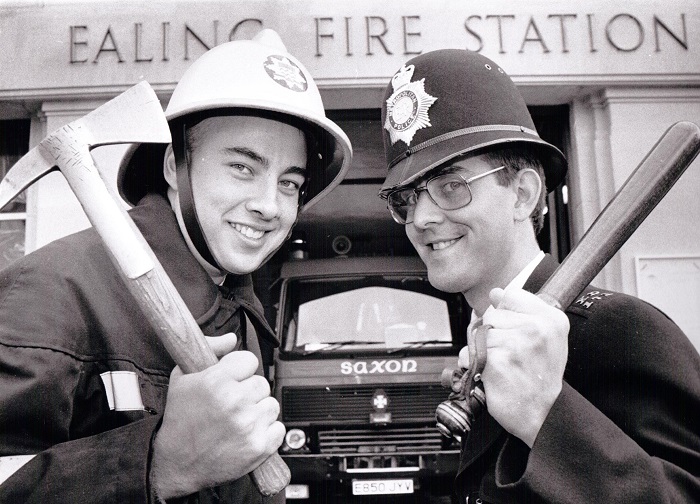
[436,120,700,439]
[0,82,290,495]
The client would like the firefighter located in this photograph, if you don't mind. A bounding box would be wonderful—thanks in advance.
[379,48,700,503]
[0,29,351,503]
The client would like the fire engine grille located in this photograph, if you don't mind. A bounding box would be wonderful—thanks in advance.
[318,426,444,454]
[281,384,446,423]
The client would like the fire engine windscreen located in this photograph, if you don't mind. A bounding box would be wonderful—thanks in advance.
[296,287,452,351]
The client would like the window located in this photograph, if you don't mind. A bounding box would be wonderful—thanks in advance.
[0,120,30,270]
[282,273,467,356]
[297,286,452,350]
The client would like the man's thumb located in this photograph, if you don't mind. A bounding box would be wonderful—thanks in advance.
[205,332,238,359]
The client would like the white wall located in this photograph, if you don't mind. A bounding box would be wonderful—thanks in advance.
[568,87,700,350]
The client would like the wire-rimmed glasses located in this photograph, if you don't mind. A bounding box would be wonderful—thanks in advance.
[386,165,506,224]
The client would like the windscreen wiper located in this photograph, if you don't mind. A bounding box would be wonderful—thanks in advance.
[302,341,384,356]
[386,340,452,354]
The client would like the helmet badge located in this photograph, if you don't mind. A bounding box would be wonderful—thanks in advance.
[384,64,437,146]
[263,55,308,92]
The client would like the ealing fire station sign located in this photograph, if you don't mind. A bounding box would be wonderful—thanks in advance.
[0,0,698,98]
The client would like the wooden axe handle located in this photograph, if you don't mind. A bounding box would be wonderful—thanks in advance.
[538,121,700,309]
[42,124,290,495]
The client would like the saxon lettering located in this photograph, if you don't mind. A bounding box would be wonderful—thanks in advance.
[340,360,419,374]
[384,360,401,373]
[402,360,418,372]
[370,360,386,373]
[354,361,368,374]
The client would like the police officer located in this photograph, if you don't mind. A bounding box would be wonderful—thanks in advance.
[379,49,700,503]
[0,30,351,503]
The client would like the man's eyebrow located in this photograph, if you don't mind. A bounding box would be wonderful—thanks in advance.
[222,146,307,177]
[222,146,268,166]
[285,166,308,178]
[413,164,462,186]
[437,164,465,175]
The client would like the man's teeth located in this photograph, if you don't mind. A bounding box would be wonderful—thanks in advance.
[432,238,458,250]
[233,223,265,239]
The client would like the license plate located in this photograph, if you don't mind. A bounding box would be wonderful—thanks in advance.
[352,479,414,495]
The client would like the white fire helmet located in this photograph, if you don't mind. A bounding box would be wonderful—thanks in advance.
[118,28,352,212]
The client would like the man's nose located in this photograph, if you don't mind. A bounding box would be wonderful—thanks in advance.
[411,190,443,227]
[245,177,280,219]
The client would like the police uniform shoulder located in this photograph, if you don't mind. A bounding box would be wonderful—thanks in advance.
[566,286,619,316]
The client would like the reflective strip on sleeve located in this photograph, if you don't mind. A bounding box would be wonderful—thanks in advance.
[99,371,145,411]
[0,455,35,484]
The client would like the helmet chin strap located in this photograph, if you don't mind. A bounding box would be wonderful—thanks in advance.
[173,122,223,271]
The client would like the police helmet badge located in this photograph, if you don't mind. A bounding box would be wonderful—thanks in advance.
[263,55,308,92]
[383,64,437,146]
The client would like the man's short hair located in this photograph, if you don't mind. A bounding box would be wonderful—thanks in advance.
[481,146,548,233]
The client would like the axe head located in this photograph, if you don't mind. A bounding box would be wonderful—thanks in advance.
[0,81,171,211]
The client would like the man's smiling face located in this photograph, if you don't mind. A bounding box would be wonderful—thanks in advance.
[188,115,307,275]
[405,153,519,297]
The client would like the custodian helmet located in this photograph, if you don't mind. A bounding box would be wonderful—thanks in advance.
[118,28,352,269]
[379,49,566,197]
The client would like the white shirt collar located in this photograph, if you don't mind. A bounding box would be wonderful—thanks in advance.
[469,250,545,326]
[505,250,545,292]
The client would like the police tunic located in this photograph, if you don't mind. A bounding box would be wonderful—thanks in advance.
[456,254,700,503]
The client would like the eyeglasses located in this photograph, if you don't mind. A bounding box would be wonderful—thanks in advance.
[386,165,506,224]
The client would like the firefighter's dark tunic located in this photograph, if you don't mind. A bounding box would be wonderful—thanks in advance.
[0,193,279,503]
[455,254,700,503]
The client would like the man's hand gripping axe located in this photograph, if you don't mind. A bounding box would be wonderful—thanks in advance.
[0,82,291,496]
[436,121,700,440]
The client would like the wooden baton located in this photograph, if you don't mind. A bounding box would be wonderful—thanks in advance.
[538,120,700,310]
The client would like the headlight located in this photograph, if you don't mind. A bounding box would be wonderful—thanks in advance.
[284,428,307,450]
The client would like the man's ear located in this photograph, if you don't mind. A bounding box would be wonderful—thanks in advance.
[163,144,177,191]
[513,168,542,222]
